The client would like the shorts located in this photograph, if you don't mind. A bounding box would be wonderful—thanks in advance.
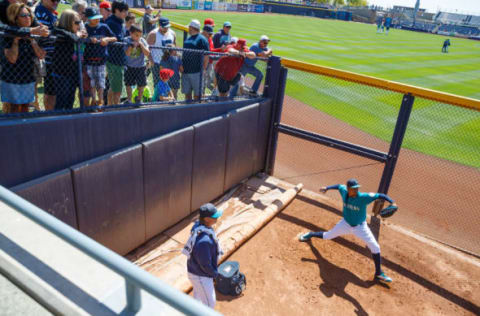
[124,66,147,87]
[1,81,35,104]
[86,64,107,90]
[181,72,201,95]
[44,64,55,95]
[215,72,241,94]
[106,62,124,93]
[34,58,46,84]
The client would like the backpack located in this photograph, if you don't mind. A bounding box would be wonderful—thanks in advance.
[215,261,246,296]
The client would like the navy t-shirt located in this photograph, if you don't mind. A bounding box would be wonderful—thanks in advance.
[182,33,209,74]
[35,4,57,65]
[105,15,126,65]
[0,38,35,84]
[84,23,115,65]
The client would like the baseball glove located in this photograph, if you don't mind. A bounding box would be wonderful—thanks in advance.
[379,205,398,218]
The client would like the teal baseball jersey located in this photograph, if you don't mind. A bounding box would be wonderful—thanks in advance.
[338,185,379,226]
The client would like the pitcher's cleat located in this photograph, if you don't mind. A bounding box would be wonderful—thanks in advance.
[375,272,392,283]
[299,232,313,242]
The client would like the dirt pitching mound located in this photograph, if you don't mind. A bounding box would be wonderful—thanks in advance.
[215,189,480,316]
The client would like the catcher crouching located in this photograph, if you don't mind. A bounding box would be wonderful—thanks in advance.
[299,179,397,283]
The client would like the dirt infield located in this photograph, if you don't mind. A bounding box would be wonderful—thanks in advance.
[215,189,480,316]
[273,95,480,256]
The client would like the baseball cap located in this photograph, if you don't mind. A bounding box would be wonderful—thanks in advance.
[260,35,270,42]
[204,18,215,26]
[347,178,361,189]
[145,4,152,10]
[237,38,247,48]
[85,7,103,20]
[203,24,214,34]
[159,17,170,28]
[99,1,111,10]
[223,21,232,27]
[189,19,201,30]
[199,203,223,219]
[159,68,174,81]
[230,37,238,44]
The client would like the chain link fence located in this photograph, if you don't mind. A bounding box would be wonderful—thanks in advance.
[274,65,480,256]
[0,31,267,117]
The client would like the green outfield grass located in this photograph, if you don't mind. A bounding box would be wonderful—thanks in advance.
[161,10,480,168]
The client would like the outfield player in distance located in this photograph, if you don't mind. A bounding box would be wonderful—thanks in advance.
[299,179,397,283]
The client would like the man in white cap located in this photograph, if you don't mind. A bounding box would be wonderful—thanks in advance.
[147,16,176,87]
[182,19,210,101]
[238,34,272,96]
[142,5,160,35]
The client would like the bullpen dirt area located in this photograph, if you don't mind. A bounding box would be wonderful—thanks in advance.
[215,189,480,316]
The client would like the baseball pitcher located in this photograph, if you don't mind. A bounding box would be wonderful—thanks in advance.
[299,178,397,283]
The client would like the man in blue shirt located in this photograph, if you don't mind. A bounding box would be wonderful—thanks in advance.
[183,203,223,308]
[212,21,231,49]
[35,0,58,110]
[182,19,209,101]
[105,0,128,105]
[239,34,272,96]
[299,179,397,283]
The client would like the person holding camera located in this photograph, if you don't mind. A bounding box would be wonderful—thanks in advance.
[142,5,159,36]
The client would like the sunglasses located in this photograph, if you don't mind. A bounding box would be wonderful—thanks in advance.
[17,13,31,18]
[74,20,81,25]
[51,0,59,3]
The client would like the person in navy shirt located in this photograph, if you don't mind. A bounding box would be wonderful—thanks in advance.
[35,0,58,110]
[184,203,223,308]
[105,0,128,105]
[84,7,116,106]
[182,19,209,101]
[239,34,272,96]
[212,21,231,49]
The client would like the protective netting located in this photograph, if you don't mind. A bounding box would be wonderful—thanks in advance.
[274,67,480,255]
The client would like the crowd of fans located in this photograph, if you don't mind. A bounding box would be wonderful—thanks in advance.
[0,0,273,114]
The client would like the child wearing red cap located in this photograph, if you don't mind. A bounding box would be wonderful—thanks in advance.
[153,68,175,101]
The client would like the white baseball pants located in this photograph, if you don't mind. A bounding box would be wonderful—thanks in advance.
[323,219,380,254]
[188,273,216,308]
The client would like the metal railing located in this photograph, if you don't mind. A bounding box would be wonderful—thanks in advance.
[0,185,222,316]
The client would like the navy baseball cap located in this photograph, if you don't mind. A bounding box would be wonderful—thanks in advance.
[203,24,214,34]
[159,17,171,28]
[199,203,223,219]
[347,178,361,188]
[85,7,103,20]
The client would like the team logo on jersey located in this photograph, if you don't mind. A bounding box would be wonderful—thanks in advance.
[346,204,360,211]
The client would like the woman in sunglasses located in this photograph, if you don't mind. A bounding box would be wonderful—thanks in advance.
[1,3,45,113]
[51,9,87,110]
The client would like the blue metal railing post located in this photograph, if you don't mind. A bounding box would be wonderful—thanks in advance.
[76,41,85,110]
[373,93,414,215]
[126,280,142,313]
[199,51,204,100]
[264,56,287,175]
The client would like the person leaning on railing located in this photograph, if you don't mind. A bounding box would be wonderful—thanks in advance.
[51,9,87,110]
[159,44,182,100]
[0,0,48,37]
[1,2,45,113]
[239,35,272,96]
[124,24,149,104]
[214,38,255,98]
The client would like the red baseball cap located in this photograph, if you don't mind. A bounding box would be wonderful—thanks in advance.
[204,18,215,26]
[99,1,111,10]
[159,68,174,80]
[237,38,247,48]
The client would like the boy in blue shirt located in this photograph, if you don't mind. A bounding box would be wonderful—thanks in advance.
[153,68,174,101]
[124,25,150,104]
[84,7,116,106]
[300,179,397,283]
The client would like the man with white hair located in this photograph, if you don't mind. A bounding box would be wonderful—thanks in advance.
[239,34,272,96]
[147,16,176,87]
[182,19,209,101]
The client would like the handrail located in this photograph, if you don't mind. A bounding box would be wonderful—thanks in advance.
[0,185,222,316]
[280,58,480,112]
[150,12,480,112]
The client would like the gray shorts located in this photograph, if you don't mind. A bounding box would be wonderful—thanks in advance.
[86,65,107,90]
[181,72,201,96]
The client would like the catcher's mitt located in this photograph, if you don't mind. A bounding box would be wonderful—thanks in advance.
[379,205,398,218]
